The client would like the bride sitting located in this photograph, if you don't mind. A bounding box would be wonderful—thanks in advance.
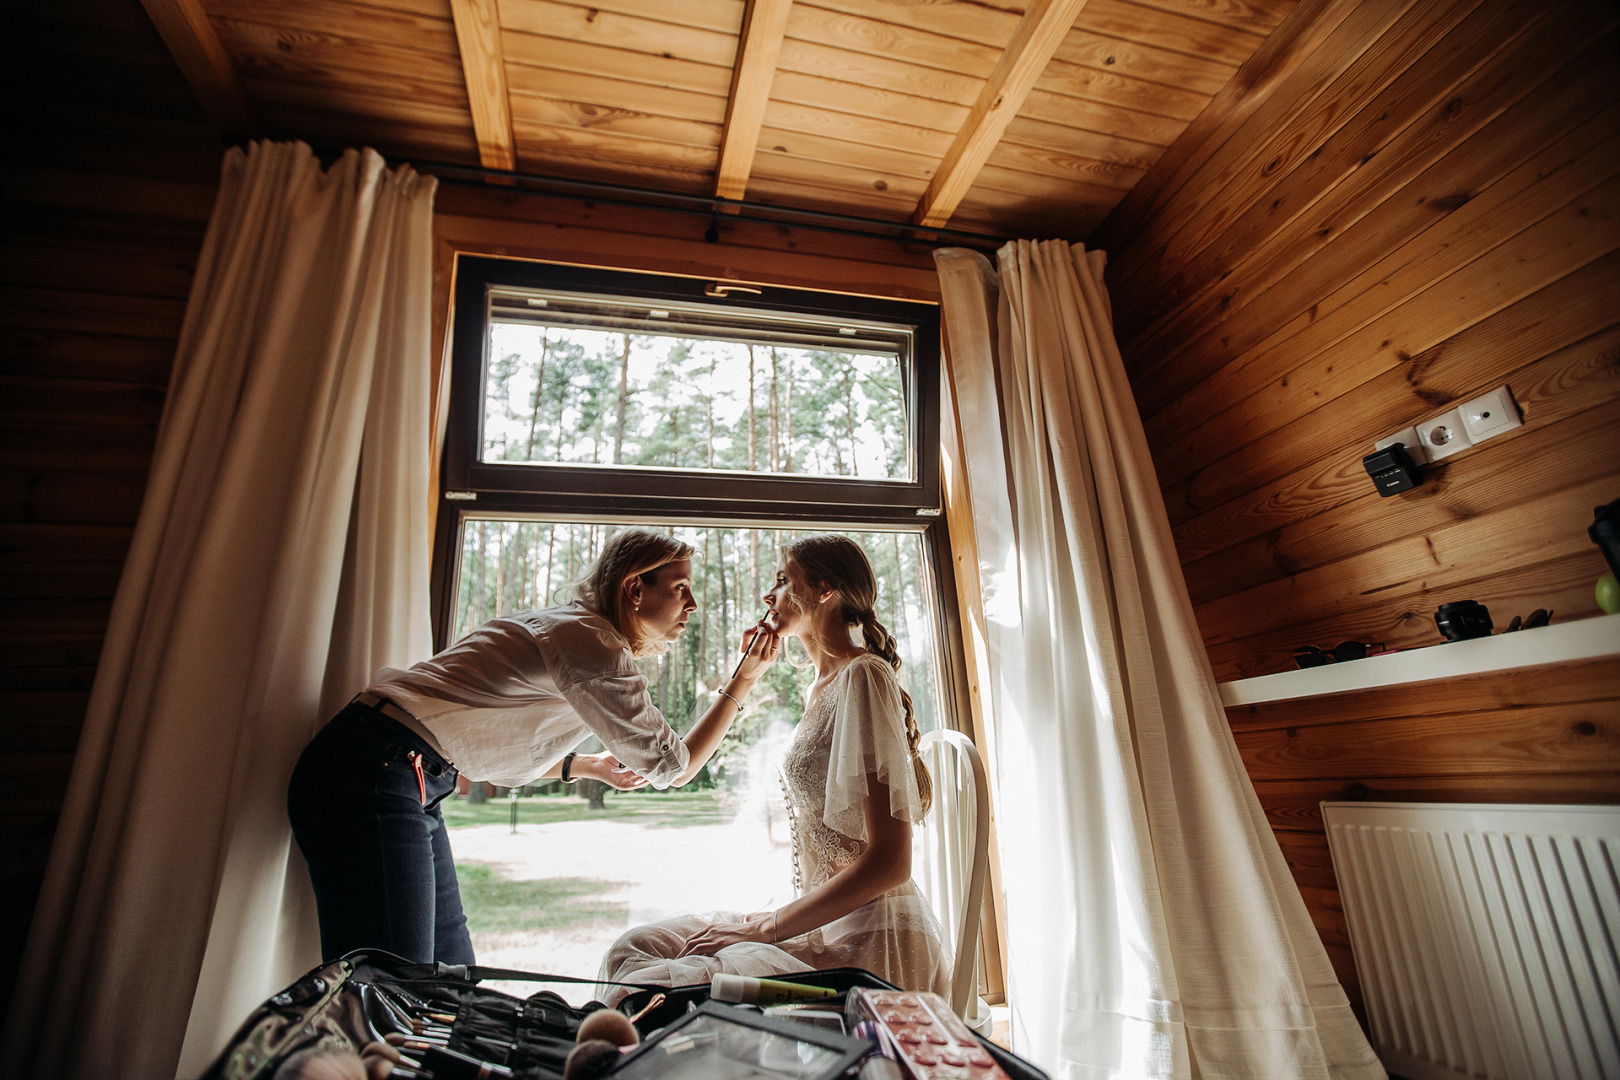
[598,534,951,1002]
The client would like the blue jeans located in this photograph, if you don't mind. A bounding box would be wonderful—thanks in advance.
[287,700,473,964]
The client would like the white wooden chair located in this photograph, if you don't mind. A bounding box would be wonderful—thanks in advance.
[915,728,992,1027]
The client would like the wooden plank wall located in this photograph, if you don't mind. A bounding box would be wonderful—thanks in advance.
[1097,0,1620,1012]
[431,181,943,317]
[1,0,221,1020]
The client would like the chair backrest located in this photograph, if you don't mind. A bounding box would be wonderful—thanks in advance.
[914,729,991,1019]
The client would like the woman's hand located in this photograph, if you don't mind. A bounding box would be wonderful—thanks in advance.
[733,621,781,682]
[574,752,648,791]
[676,911,776,956]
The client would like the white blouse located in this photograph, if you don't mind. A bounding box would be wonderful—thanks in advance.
[367,601,689,788]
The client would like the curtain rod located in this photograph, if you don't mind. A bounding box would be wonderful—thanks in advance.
[400,153,1015,252]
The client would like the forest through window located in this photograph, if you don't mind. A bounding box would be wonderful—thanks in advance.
[480,294,914,482]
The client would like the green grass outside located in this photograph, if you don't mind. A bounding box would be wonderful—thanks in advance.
[453,864,627,935]
[440,787,732,830]
[448,789,735,937]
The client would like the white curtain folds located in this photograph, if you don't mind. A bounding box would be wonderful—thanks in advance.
[934,242,1380,1080]
[0,142,438,1080]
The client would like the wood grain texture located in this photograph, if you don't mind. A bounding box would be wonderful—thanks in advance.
[1094,0,1366,253]
[1122,5,1617,377]
[715,0,793,199]
[1102,0,1620,1014]
[139,0,259,132]
[912,0,1092,228]
[154,0,1286,240]
[1114,0,1492,313]
[1152,171,1620,495]
[432,186,943,301]
[449,0,517,170]
[1135,78,1620,427]
[212,18,468,89]
[499,0,739,67]
[1159,247,1620,536]
[1106,0,1427,288]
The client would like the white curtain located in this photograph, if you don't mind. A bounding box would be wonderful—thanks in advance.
[935,242,1381,1080]
[0,142,438,1080]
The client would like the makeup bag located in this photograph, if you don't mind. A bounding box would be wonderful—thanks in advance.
[618,968,1051,1080]
[199,949,650,1080]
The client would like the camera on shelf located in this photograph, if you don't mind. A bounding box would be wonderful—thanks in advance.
[1434,600,1493,642]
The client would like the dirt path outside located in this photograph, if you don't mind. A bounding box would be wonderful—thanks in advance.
[449,810,793,999]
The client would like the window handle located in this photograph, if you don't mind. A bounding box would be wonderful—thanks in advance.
[705,282,762,298]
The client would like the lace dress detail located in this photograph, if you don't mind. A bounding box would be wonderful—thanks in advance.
[780,684,864,893]
[598,656,951,1003]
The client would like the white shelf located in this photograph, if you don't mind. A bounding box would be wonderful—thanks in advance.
[1218,612,1620,707]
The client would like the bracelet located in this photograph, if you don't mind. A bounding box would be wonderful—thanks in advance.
[560,751,577,784]
[717,688,745,714]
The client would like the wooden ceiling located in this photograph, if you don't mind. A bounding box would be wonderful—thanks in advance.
[139,0,1299,241]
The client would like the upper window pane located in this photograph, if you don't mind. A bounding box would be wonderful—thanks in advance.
[481,287,915,482]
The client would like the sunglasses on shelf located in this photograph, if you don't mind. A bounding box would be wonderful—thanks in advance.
[1501,608,1552,632]
[1293,641,1386,668]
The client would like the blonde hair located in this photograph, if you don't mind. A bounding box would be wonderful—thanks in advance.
[573,529,694,657]
[783,534,933,814]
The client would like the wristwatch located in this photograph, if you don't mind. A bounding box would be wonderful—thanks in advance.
[560,751,577,784]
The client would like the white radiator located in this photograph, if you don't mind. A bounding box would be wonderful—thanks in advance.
[1322,802,1620,1080]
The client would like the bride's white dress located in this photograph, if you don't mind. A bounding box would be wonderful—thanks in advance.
[598,655,951,1002]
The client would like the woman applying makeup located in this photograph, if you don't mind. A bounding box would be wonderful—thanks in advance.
[287,528,779,966]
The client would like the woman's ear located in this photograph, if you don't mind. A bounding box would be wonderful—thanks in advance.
[623,575,644,612]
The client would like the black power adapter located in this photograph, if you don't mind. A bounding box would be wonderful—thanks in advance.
[1362,442,1423,497]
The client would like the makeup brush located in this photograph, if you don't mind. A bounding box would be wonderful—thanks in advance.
[727,611,777,682]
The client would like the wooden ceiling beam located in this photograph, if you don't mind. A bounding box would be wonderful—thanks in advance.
[714,0,795,200]
[138,0,259,136]
[912,0,1089,230]
[450,0,517,171]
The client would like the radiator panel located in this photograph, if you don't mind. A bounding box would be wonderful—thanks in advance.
[1322,802,1620,1080]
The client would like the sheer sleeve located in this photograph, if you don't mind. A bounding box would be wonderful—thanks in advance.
[823,655,927,843]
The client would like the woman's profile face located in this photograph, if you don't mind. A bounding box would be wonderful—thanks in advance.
[763,555,812,637]
[631,558,696,644]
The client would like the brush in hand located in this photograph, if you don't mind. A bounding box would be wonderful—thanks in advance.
[728,611,778,681]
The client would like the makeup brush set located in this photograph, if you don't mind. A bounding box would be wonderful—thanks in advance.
[202,953,1050,1080]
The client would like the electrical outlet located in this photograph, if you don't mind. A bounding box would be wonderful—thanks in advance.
[1375,426,1429,465]
[1417,408,1473,461]
[1460,386,1522,442]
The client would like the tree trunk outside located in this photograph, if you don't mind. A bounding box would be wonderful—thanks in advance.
[612,334,631,464]
[576,777,608,810]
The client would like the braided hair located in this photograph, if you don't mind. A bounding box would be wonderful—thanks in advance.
[783,534,933,814]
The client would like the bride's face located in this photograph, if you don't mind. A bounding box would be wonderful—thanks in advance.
[762,555,814,637]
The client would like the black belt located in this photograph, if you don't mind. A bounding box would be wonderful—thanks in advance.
[352,691,421,731]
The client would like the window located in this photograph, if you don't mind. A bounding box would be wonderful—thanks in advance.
[433,256,969,984]
[438,258,940,533]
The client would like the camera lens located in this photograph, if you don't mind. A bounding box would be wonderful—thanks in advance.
[1435,600,1492,641]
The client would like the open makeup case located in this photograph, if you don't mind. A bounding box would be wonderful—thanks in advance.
[202,950,1050,1080]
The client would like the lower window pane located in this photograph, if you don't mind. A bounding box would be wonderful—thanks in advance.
[447,521,949,984]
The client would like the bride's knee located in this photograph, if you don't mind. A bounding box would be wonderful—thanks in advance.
[606,922,684,961]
